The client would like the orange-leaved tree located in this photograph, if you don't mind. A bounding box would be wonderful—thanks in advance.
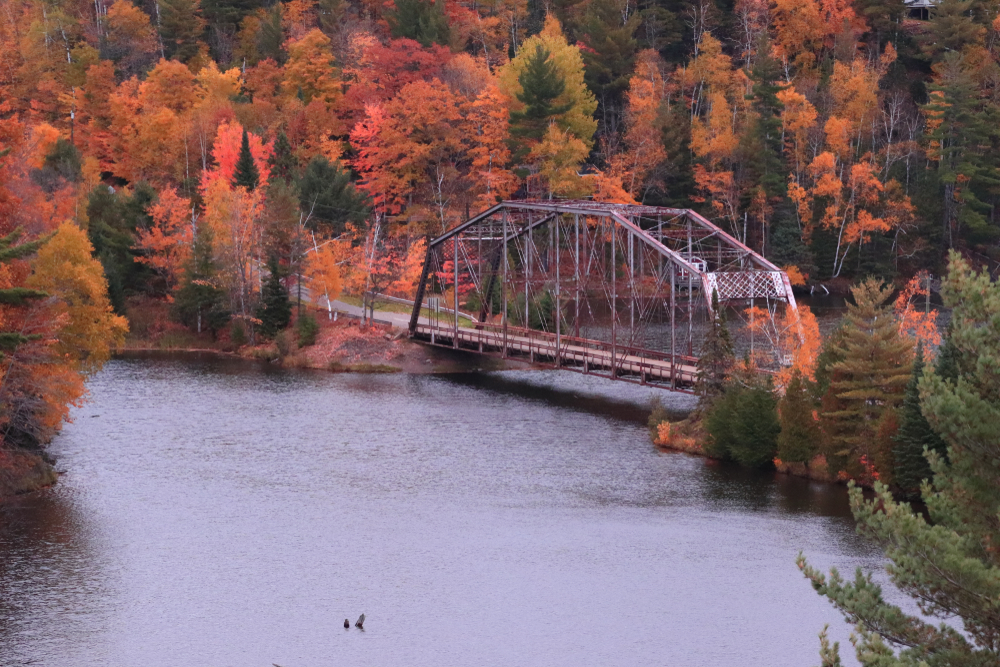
[893,271,941,348]
[27,222,129,373]
[741,302,822,390]
[135,186,194,293]
[304,242,342,319]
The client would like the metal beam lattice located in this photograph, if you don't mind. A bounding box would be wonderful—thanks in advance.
[408,200,801,391]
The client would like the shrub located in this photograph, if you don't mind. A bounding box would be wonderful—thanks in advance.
[230,320,247,347]
[297,313,319,348]
[275,330,293,357]
[647,396,670,440]
[706,378,780,468]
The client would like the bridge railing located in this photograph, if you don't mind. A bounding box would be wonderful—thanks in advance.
[413,321,699,388]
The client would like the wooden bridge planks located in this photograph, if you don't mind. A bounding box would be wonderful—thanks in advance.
[414,324,698,389]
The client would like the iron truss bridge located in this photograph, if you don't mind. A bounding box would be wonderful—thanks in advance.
[408,200,800,391]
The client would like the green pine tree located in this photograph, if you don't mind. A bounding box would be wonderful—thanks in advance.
[86,182,158,312]
[269,129,297,184]
[233,128,260,192]
[696,289,734,404]
[298,157,371,235]
[776,370,822,464]
[257,255,292,337]
[705,360,781,468]
[159,0,206,63]
[892,341,948,495]
[799,251,1000,667]
[821,278,913,482]
[0,228,50,354]
[923,52,1000,248]
[854,0,905,45]
[201,0,262,42]
[386,0,450,47]
[924,0,986,59]
[174,226,230,336]
[31,138,82,193]
[509,45,573,158]
[256,5,285,64]
[578,0,640,107]
[934,322,960,382]
[744,35,786,202]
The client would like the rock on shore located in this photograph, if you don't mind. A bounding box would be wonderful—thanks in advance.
[0,449,58,498]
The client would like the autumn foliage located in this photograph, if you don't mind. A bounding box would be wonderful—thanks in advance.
[0,0,982,477]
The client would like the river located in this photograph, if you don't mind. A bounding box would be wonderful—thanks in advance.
[0,353,891,667]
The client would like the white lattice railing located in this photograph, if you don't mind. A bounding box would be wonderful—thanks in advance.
[702,271,787,301]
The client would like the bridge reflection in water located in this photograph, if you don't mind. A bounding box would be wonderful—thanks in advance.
[409,200,800,392]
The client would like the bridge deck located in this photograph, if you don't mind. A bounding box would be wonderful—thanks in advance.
[413,323,698,390]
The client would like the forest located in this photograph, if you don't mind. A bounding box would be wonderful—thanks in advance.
[0,0,995,454]
[1,0,998,458]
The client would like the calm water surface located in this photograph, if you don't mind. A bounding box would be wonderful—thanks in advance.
[0,354,888,667]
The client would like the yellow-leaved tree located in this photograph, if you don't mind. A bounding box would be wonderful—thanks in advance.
[283,28,342,106]
[27,222,129,374]
[305,243,343,319]
[499,14,597,195]
[499,15,597,148]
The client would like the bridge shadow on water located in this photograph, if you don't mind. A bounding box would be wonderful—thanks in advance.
[111,349,855,522]
[436,363,856,523]
[437,368,690,426]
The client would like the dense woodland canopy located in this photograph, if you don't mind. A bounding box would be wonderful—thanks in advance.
[2,0,1000,296]
[1,0,999,447]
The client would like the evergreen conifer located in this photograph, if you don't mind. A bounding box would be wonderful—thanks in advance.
[578,0,640,105]
[159,0,206,63]
[256,5,285,63]
[386,0,450,47]
[298,157,371,234]
[257,255,292,337]
[777,370,821,464]
[174,226,229,336]
[923,52,1000,247]
[924,0,985,58]
[800,252,1000,666]
[297,312,319,347]
[934,324,960,381]
[696,289,734,403]
[744,35,786,206]
[705,360,780,468]
[509,45,573,153]
[892,341,948,495]
[86,183,157,312]
[201,0,262,39]
[821,278,913,481]
[269,130,297,184]
[233,128,260,192]
[0,229,49,354]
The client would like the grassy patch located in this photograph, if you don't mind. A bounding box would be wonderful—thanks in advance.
[247,345,280,362]
[327,360,401,373]
[340,293,476,327]
[154,328,207,350]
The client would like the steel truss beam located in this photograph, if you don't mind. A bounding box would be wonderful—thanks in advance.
[409,200,801,389]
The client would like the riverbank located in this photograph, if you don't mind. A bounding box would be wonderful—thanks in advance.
[120,297,527,375]
[0,448,58,497]
[650,414,841,485]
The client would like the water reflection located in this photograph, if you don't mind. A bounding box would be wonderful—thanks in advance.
[0,491,116,667]
[0,354,887,667]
